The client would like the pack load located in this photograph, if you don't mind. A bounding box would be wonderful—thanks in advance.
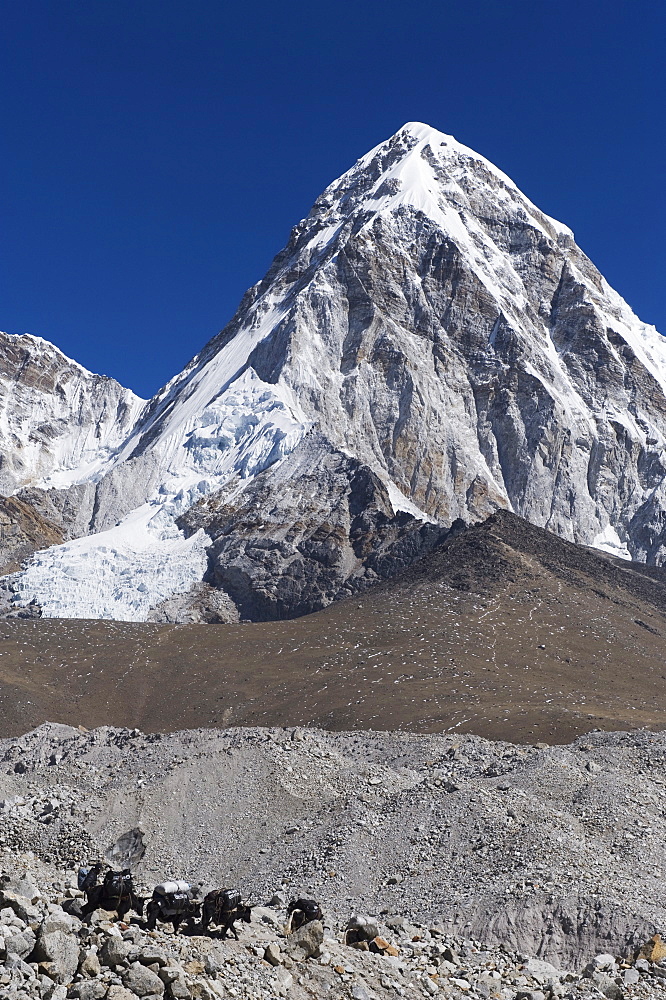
[104,870,133,897]
[153,880,195,915]
[219,889,242,912]
[77,867,91,891]
[153,880,194,898]
[298,899,321,920]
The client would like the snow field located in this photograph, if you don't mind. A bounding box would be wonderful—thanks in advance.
[11,368,310,620]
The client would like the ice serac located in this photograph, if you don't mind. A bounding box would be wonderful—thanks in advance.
[7,121,666,620]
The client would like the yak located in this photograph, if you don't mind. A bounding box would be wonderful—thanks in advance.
[81,868,143,921]
[201,888,252,939]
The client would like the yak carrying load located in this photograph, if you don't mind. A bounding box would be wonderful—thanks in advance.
[75,861,322,942]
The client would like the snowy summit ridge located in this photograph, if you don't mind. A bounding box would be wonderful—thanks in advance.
[6,122,666,621]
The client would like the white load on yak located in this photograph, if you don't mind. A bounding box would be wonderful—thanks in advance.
[153,880,195,897]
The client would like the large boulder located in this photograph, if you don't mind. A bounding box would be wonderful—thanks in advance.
[122,961,165,996]
[285,919,324,961]
[0,889,42,924]
[68,983,107,1000]
[78,946,102,977]
[33,927,80,983]
[4,926,36,959]
[99,932,132,967]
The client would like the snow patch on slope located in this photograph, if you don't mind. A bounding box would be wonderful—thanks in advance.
[593,524,631,561]
[385,481,436,523]
[10,368,310,620]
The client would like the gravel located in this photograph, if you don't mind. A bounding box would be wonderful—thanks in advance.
[0,722,665,983]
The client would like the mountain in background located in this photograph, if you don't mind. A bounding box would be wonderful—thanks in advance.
[3,122,666,622]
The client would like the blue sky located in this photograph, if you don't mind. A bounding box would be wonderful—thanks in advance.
[2,1,664,398]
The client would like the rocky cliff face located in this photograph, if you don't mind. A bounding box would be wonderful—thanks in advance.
[5,122,666,620]
[177,433,451,620]
[0,497,62,576]
[0,332,145,496]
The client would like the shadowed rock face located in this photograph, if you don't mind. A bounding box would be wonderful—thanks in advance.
[0,496,63,575]
[178,435,452,620]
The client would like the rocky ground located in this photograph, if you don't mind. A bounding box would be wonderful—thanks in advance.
[2,858,666,1000]
[0,721,665,997]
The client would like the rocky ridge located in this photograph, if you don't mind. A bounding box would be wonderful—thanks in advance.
[0,332,144,497]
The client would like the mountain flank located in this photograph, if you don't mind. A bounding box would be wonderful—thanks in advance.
[0,512,665,742]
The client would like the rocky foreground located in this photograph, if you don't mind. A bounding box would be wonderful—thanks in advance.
[1,723,666,997]
[1,860,666,1000]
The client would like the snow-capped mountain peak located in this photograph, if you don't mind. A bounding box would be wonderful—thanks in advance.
[6,122,666,621]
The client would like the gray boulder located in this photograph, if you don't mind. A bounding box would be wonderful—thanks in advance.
[33,927,80,983]
[285,919,324,961]
[0,890,42,924]
[523,957,564,983]
[68,983,107,1000]
[4,926,36,959]
[99,934,132,968]
[78,947,101,977]
[122,961,165,996]
[166,976,191,1000]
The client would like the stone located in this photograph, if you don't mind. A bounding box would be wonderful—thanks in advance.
[122,962,165,996]
[33,928,80,984]
[370,936,400,957]
[78,948,101,977]
[83,908,116,926]
[203,953,222,976]
[67,983,107,1000]
[40,908,79,936]
[158,968,182,985]
[167,977,191,1000]
[640,934,666,964]
[5,926,37,959]
[592,954,617,972]
[0,890,41,924]
[623,968,640,985]
[100,935,132,968]
[43,985,68,1000]
[264,942,282,966]
[183,960,204,975]
[285,919,324,961]
[137,946,167,967]
[422,977,439,995]
[4,952,36,976]
[106,989,142,1000]
[274,966,294,992]
[523,958,563,983]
